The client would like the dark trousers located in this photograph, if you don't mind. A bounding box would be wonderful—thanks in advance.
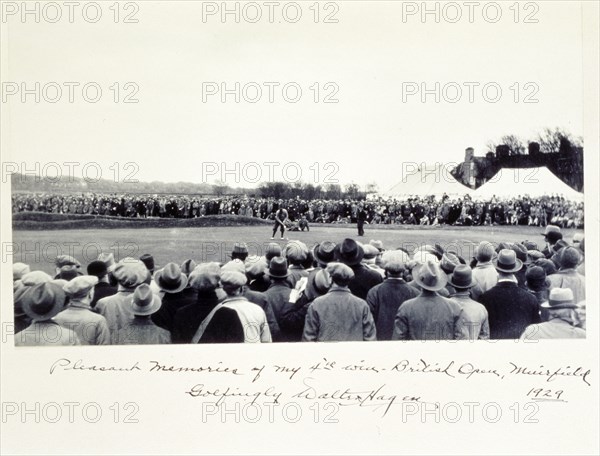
[357,220,364,236]
[272,222,285,237]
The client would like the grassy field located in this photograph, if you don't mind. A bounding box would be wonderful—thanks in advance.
[11,223,583,275]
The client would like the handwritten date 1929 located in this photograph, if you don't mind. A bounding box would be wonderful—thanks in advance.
[526,388,565,401]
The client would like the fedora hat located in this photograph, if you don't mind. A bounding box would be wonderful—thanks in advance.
[334,238,364,266]
[154,263,188,293]
[448,265,476,289]
[21,271,52,286]
[313,241,336,265]
[139,254,156,273]
[129,284,162,316]
[21,282,66,322]
[414,260,447,291]
[266,257,289,279]
[440,253,460,274]
[493,249,523,273]
[541,225,561,237]
[542,288,577,310]
[525,266,549,290]
[181,259,198,277]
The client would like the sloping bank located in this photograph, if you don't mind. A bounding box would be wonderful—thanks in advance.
[12,212,272,230]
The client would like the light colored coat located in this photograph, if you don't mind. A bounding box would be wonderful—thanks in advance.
[451,292,490,340]
[96,288,135,343]
[520,318,586,340]
[471,261,498,300]
[548,269,585,304]
[54,302,110,345]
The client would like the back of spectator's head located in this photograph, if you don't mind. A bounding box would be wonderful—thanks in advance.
[381,250,410,275]
[231,242,249,261]
[181,259,198,277]
[284,240,309,265]
[525,266,549,291]
[265,243,282,262]
[533,258,557,276]
[59,265,81,281]
[189,262,221,292]
[326,262,355,287]
[559,246,581,270]
[475,241,495,263]
[87,260,108,279]
[220,271,247,294]
[13,263,30,282]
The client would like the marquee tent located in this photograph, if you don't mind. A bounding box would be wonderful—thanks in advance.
[384,164,473,198]
[472,167,583,201]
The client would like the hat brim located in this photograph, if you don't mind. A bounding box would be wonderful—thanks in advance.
[541,301,577,310]
[265,271,289,279]
[21,295,65,322]
[131,295,162,315]
[414,275,448,292]
[155,272,188,293]
[334,245,364,266]
[448,278,476,289]
[493,258,523,273]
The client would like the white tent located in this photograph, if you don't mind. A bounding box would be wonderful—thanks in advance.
[472,167,583,201]
[384,164,473,198]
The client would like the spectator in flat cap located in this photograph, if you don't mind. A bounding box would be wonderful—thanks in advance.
[471,241,498,300]
[172,263,222,343]
[303,262,376,342]
[181,259,198,277]
[245,255,270,292]
[392,260,465,341]
[548,247,585,304]
[263,257,294,333]
[478,249,540,339]
[54,255,82,279]
[152,263,197,333]
[231,242,249,261]
[335,238,382,300]
[54,276,110,345]
[194,271,272,343]
[15,283,81,346]
[96,258,150,343]
[525,266,551,319]
[366,250,419,340]
[510,243,529,288]
[520,288,585,340]
[362,244,385,278]
[21,270,52,286]
[284,240,309,287]
[449,265,489,340]
[533,258,557,276]
[13,263,30,291]
[222,260,280,340]
[526,250,545,264]
[116,284,171,345]
[59,264,80,281]
[87,259,117,308]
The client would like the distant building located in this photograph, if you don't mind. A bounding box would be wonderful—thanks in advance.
[452,142,583,192]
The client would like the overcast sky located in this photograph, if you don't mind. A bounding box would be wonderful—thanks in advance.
[1,1,586,192]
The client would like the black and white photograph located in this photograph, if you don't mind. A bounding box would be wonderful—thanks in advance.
[1,1,598,454]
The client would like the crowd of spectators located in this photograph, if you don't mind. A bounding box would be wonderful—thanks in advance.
[12,224,585,345]
[12,192,584,228]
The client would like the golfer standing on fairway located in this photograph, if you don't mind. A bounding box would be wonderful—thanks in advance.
[272,204,289,240]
